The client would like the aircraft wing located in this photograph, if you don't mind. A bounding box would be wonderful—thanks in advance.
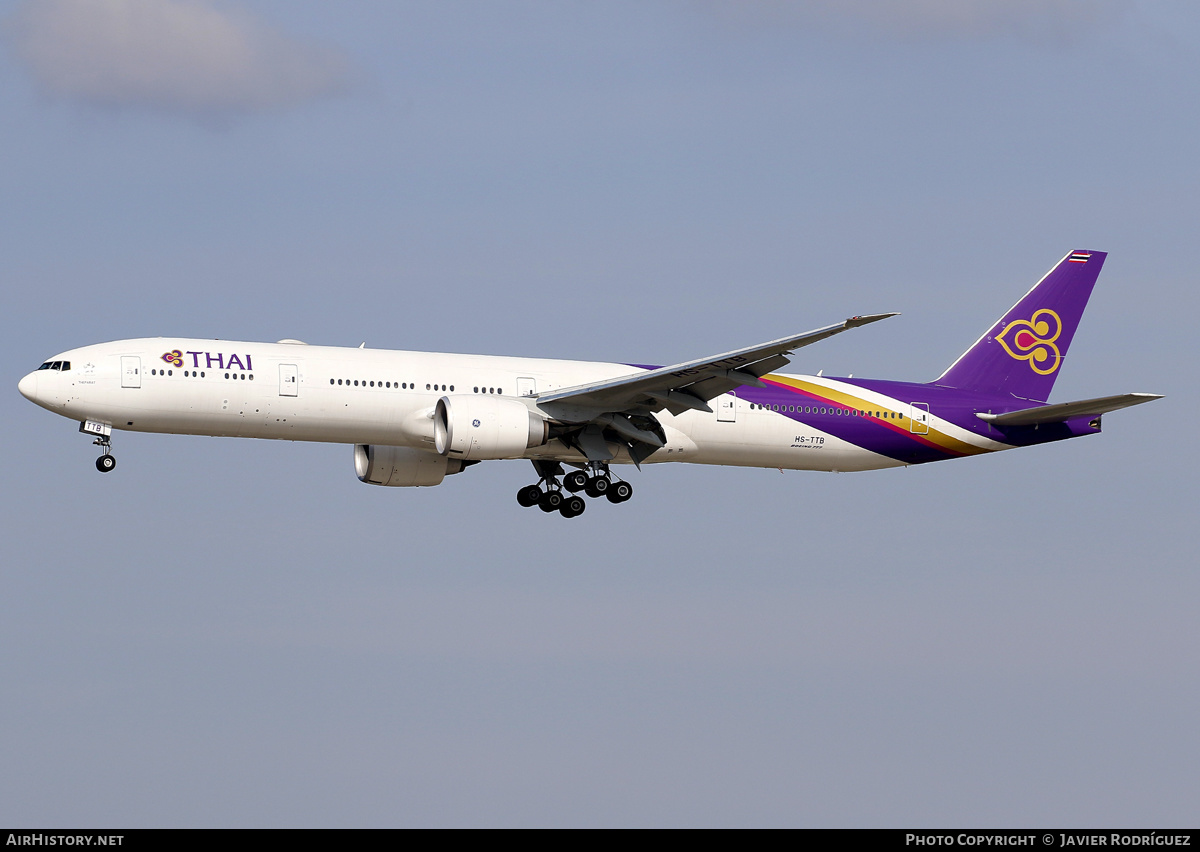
[536,313,899,422]
[976,392,1163,427]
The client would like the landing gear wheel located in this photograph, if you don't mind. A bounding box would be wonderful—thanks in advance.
[563,470,588,492]
[96,455,116,473]
[606,480,633,503]
[538,490,564,513]
[559,495,587,518]
[584,476,610,498]
[517,484,543,507]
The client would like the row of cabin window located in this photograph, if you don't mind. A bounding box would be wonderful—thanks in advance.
[329,379,442,390]
[751,403,902,419]
[327,380,506,395]
[150,368,253,381]
[37,361,71,371]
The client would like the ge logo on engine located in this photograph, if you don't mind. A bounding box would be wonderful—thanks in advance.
[472,419,481,427]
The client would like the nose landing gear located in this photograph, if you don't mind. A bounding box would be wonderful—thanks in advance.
[80,420,116,473]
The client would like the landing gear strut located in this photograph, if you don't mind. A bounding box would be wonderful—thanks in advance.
[515,460,632,517]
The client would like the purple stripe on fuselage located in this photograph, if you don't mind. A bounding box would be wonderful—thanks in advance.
[622,366,1096,463]
[739,379,959,464]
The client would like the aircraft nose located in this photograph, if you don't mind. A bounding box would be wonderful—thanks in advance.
[18,372,38,402]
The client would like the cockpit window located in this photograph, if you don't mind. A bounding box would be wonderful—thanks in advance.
[37,361,70,371]
[59,361,70,371]
[38,362,53,370]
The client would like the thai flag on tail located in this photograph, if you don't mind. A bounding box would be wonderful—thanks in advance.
[1068,251,1092,263]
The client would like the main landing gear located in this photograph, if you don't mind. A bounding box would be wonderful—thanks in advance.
[516,460,633,519]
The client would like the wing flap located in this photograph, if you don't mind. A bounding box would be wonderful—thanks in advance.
[977,393,1163,427]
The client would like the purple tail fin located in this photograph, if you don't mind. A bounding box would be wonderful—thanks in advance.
[933,250,1107,402]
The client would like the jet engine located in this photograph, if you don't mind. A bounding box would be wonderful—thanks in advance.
[354,444,472,487]
[434,395,549,460]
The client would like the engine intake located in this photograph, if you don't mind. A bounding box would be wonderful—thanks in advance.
[434,395,549,460]
[354,444,471,487]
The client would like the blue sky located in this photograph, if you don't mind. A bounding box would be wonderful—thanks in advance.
[2,0,1197,827]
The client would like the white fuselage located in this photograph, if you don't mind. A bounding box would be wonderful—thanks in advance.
[21,337,939,473]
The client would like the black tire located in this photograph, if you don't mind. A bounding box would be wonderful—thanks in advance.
[538,490,563,513]
[560,495,586,518]
[563,470,588,492]
[96,455,116,473]
[606,480,633,503]
[517,484,543,507]
[584,476,610,498]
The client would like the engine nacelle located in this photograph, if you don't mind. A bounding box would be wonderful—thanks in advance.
[354,444,471,487]
[434,395,549,460]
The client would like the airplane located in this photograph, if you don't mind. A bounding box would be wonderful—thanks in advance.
[18,250,1161,518]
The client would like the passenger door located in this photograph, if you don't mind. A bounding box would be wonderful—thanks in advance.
[121,356,141,388]
[716,392,737,422]
[279,364,298,397]
[910,402,930,434]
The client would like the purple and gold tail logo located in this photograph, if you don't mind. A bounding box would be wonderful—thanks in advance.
[996,309,1062,375]
[161,349,184,368]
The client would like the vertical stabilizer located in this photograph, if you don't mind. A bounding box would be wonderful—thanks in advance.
[933,250,1106,402]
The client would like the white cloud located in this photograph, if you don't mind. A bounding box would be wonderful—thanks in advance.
[4,0,350,114]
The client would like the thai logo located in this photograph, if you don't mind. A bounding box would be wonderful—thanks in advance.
[996,309,1062,375]
[160,349,254,370]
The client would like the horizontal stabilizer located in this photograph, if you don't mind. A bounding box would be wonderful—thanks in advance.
[976,393,1163,427]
